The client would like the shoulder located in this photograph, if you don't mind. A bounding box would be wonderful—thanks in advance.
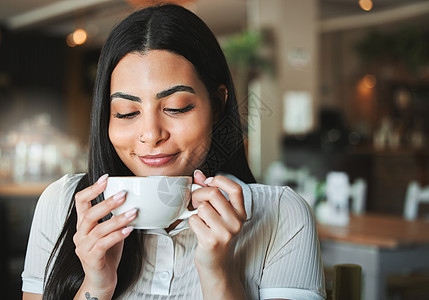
[249,184,316,233]
[249,184,312,216]
[42,173,84,195]
[36,174,85,218]
[278,186,315,221]
[40,174,85,202]
[22,174,85,294]
[244,184,325,299]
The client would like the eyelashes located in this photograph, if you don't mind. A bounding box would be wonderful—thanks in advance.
[164,104,195,114]
[114,104,196,119]
[115,111,140,119]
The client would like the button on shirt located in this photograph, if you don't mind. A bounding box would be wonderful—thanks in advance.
[22,173,326,299]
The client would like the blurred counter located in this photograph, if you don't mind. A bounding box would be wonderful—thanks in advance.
[0,181,48,299]
[0,181,49,197]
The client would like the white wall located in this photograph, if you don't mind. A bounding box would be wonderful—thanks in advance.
[247,0,319,180]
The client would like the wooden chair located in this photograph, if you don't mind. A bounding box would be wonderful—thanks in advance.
[386,181,429,299]
[387,272,429,300]
[325,264,362,300]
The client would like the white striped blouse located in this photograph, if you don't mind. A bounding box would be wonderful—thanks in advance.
[22,173,326,299]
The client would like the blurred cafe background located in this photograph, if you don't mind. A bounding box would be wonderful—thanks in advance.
[1,0,429,299]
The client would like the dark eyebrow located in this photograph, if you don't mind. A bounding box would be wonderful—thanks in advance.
[110,85,195,102]
[110,92,141,102]
[156,85,195,99]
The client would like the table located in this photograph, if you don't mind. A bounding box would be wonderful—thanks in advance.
[317,213,429,300]
[0,181,49,299]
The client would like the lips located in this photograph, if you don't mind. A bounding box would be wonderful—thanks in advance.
[138,152,179,167]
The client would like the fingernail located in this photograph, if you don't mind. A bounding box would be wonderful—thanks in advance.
[113,190,126,202]
[97,174,109,185]
[193,169,203,177]
[204,177,213,185]
[122,226,134,235]
[124,208,137,219]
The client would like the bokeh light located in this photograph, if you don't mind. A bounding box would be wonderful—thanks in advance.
[359,0,373,11]
[362,74,377,89]
[66,28,87,47]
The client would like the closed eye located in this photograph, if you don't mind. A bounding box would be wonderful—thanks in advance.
[164,104,195,114]
[115,111,140,119]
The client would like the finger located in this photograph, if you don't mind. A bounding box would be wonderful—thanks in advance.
[196,201,220,228]
[196,194,243,235]
[75,174,109,226]
[204,175,246,220]
[79,226,133,260]
[193,169,207,187]
[192,187,238,223]
[191,169,208,208]
[78,190,127,235]
[82,208,137,253]
[189,214,232,250]
[191,187,207,208]
[188,215,212,246]
[91,226,134,256]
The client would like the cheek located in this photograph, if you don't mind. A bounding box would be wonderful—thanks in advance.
[173,114,212,167]
[177,107,212,145]
[181,125,211,148]
[108,121,135,150]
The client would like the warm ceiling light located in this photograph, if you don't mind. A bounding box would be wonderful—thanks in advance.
[359,0,373,11]
[73,28,87,45]
[362,74,377,89]
[66,33,76,47]
[66,28,88,47]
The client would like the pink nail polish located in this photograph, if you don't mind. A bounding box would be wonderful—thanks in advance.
[122,226,134,235]
[124,208,137,219]
[97,174,109,185]
[204,177,213,184]
[113,190,126,202]
[193,169,203,177]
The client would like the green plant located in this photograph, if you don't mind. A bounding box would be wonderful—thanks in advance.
[354,26,429,72]
[221,30,271,76]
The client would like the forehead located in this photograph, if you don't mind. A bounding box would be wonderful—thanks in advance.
[110,50,211,102]
[112,50,198,82]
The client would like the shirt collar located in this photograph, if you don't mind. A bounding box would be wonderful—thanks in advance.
[145,173,253,236]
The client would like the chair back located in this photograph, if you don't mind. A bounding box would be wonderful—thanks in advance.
[326,264,362,300]
[350,178,367,214]
[404,181,429,220]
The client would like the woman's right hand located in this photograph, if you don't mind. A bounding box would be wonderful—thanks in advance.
[72,174,136,300]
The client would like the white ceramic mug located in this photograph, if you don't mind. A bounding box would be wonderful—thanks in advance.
[103,176,202,229]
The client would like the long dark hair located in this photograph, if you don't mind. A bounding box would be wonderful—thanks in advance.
[44,4,255,299]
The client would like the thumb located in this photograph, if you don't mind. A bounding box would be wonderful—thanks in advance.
[193,169,207,187]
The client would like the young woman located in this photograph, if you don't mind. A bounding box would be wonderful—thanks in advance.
[22,4,325,300]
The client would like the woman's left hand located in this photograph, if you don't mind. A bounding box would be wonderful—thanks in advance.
[189,170,246,276]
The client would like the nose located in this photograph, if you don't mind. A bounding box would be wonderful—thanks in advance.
[138,115,169,146]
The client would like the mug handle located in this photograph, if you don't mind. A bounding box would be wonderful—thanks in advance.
[177,183,202,220]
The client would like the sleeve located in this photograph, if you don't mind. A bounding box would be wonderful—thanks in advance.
[21,174,80,294]
[259,187,326,300]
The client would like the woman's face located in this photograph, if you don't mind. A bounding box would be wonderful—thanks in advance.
[109,50,214,176]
